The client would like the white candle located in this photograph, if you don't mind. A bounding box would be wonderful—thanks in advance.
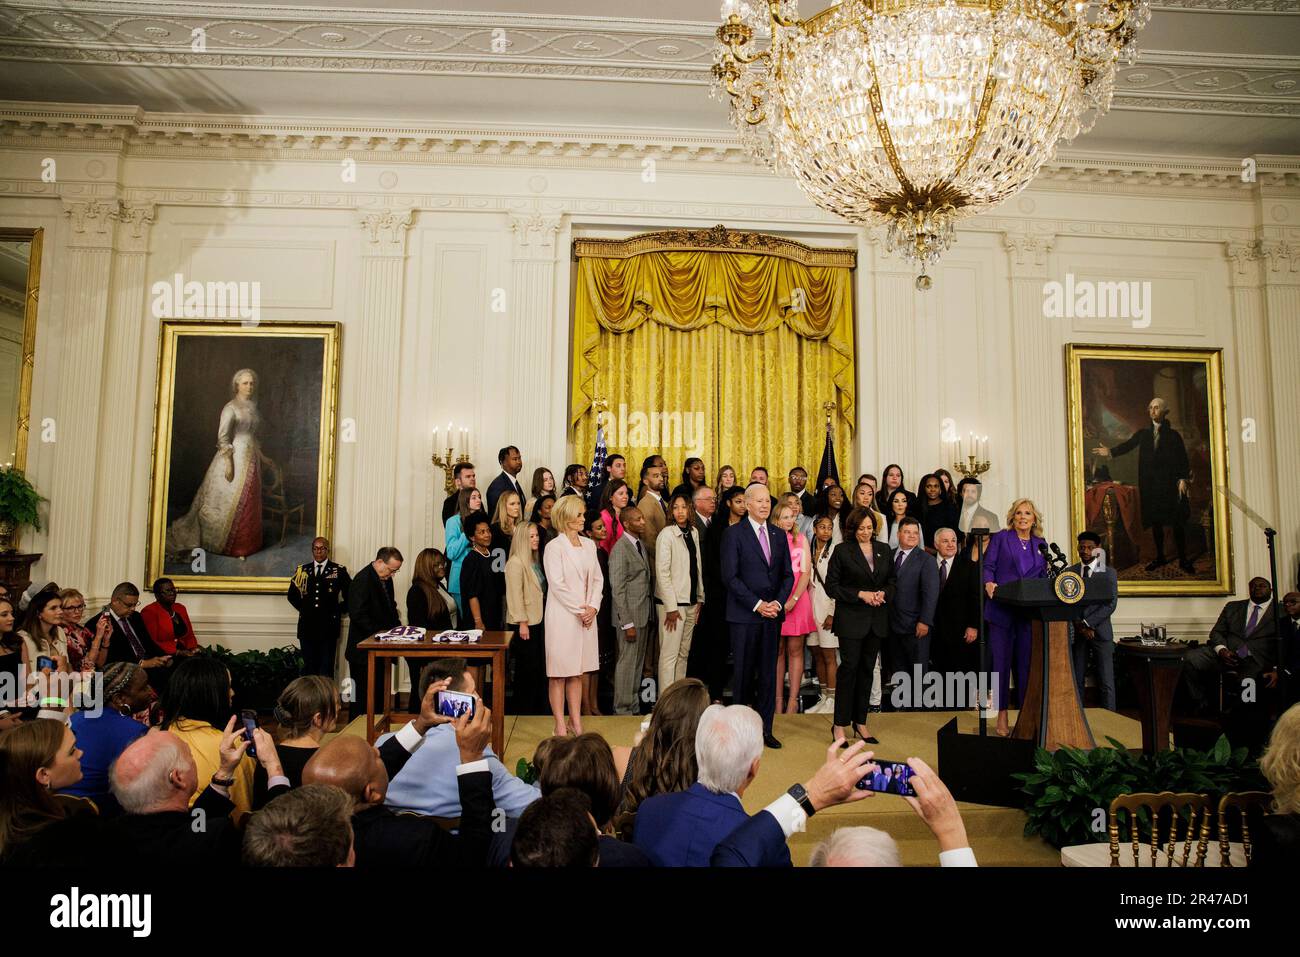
[432,426,439,448]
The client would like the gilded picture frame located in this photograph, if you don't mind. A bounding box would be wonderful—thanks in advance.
[1066,344,1231,596]
[146,321,341,594]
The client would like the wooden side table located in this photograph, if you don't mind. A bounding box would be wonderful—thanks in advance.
[0,552,42,598]
[1115,639,1189,754]
[355,631,512,755]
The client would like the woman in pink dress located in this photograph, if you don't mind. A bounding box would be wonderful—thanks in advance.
[542,494,604,737]
[597,478,630,556]
[774,499,816,714]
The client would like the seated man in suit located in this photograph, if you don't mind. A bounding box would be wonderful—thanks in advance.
[633,703,873,867]
[1069,532,1120,711]
[86,582,173,692]
[1181,577,1280,714]
[376,659,540,820]
[107,720,288,867]
[303,689,499,868]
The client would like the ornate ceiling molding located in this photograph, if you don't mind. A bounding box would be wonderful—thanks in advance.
[573,224,858,266]
[2,103,1297,195]
[0,5,1295,116]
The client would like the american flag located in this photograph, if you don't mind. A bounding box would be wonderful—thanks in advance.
[586,418,608,507]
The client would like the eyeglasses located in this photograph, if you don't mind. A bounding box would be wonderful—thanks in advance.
[63,604,86,612]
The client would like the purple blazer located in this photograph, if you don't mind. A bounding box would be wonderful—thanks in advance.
[982,528,1047,628]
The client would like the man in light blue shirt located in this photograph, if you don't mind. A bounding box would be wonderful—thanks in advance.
[377,658,539,820]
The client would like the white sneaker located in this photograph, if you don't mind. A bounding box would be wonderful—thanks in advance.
[811,694,835,715]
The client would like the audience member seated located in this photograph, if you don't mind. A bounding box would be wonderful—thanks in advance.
[801,758,977,867]
[488,733,650,867]
[269,675,340,787]
[86,582,173,691]
[242,784,355,867]
[379,659,539,820]
[140,578,200,656]
[510,788,599,868]
[62,662,153,811]
[161,655,258,820]
[1253,702,1300,867]
[108,718,287,867]
[0,718,98,866]
[1181,577,1279,714]
[612,677,711,839]
[634,704,873,866]
[59,588,107,673]
[302,693,499,868]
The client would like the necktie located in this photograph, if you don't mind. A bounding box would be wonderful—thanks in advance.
[940,559,948,587]
[120,615,146,659]
[895,550,906,573]
[758,526,771,565]
[635,539,643,561]
[1083,564,1091,579]
[1245,604,1261,636]
[683,529,699,604]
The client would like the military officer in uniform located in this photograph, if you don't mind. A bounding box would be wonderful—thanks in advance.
[288,537,351,678]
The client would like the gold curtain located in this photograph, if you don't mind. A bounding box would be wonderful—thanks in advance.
[571,233,855,486]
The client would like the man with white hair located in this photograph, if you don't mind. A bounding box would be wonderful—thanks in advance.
[1092,396,1194,574]
[107,717,288,865]
[633,703,873,866]
[807,827,902,868]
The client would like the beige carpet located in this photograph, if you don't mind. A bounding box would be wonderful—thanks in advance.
[339,708,1143,866]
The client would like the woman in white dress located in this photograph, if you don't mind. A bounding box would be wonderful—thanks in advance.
[167,368,264,559]
[542,494,603,737]
[806,514,840,714]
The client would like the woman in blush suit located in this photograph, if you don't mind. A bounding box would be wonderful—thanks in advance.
[543,494,604,738]
[983,498,1048,737]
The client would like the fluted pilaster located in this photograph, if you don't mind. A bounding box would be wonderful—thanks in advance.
[47,199,120,586]
[871,242,919,476]
[507,213,562,459]
[351,209,412,558]
[1260,240,1300,573]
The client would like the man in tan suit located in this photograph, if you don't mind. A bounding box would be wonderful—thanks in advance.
[637,463,670,560]
[610,507,653,714]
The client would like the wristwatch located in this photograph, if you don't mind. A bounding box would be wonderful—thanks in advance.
[211,774,236,788]
[787,783,816,817]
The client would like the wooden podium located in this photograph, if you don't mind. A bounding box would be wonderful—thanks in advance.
[995,576,1116,751]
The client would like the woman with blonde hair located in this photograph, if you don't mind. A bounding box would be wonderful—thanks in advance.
[713,464,737,501]
[271,675,340,787]
[542,494,604,737]
[773,501,815,714]
[1256,703,1300,865]
[982,498,1047,736]
[490,489,523,559]
[506,521,547,714]
[59,588,107,673]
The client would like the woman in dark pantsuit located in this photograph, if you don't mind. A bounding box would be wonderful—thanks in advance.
[826,507,896,745]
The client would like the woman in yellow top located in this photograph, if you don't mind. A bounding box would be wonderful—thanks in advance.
[161,656,255,820]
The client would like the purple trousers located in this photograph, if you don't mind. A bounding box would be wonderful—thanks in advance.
[988,618,1032,711]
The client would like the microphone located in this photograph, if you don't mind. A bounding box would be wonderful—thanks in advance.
[1050,543,1068,567]
[1037,542,1052,561]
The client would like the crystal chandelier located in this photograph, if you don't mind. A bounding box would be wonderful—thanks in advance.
[712,0,1150,267]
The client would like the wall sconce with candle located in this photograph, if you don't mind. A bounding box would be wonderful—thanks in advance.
[431,421,471,497]
[945,431,991,480]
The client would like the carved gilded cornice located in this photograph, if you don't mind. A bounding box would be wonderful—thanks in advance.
[573,224,857,267]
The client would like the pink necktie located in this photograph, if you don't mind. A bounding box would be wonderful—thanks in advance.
[758,526,771,564]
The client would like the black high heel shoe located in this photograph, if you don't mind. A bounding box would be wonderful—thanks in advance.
[853,723,879,745]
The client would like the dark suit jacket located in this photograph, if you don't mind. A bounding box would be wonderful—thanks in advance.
[1252,812,1300,869]
[710,808,794,867]
[1208,598,1280,668]
[889,547,940,634]
[1068,563,1118,643]
[720,520,794,625]
[635,782,778,867]
[87,610,163,665]
[346,564,400,650]
[796,489,817,518]
[110,782,284,867]
[485,471,525,518]
[351,768,495,868]
[1107,422,1190,527]
[825,539,896,638]
[287,560,351,624]
[933,552,982,670]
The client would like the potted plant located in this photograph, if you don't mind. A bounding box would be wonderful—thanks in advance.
[0,465,45,553]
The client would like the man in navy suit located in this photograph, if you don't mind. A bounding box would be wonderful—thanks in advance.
[886,517,940,710]
[634,704,873,867]
[721,483,794,748]
[1068,531,1120,711]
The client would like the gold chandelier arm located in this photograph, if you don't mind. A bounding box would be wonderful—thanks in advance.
[949,39,1002,183]
[863,52,916,197]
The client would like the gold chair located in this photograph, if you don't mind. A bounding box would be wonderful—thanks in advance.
[1108,791,1212,867]
[1216,791,1271,868]
[261,456,304,547]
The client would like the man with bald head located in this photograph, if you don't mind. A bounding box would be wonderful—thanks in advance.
[107,717,286,865]
[303,681,498,868]
[1093,396,1193,574]
[721,482,794,748]
[288,536,351,678]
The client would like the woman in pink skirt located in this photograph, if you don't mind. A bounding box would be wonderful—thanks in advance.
[542,494,604,737]
[774,497,816,714]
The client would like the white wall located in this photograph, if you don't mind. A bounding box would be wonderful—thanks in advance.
[1,109,1297,658]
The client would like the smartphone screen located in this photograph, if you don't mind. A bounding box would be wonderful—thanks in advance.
[36,656,56,671]
[855,758,916,797]
[436,690,475,720]
[240,709,259,759]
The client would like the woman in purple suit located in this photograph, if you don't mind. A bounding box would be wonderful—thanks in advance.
[982,498,1048,737]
